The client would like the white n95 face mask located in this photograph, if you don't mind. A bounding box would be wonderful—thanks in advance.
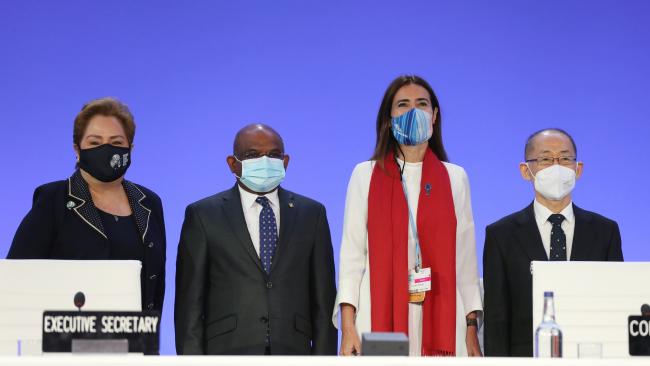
[528,164,576,201]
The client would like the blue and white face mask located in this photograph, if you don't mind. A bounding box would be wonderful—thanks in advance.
[391,108,433,146]
[236,156,286,193]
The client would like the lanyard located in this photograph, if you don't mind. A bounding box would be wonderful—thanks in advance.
[400,177,422,272]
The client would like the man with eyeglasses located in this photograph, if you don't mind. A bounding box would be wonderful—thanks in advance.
[175,124,337,355]
[482,128,623,357]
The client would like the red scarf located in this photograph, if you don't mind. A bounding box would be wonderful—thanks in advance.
[368,149,457,356]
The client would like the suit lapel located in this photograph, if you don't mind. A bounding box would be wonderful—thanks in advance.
[514,202,548,261]
[67,171,153,243]
[221,185,265,274]
[67,171,107,239]
[122,180,150,243]
[271,188,297,273]
[570,204,593,261]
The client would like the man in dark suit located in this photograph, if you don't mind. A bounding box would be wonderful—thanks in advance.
[174,124,337,355]
[483,128,623,357]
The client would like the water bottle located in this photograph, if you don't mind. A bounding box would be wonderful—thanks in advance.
[535,291,562,357]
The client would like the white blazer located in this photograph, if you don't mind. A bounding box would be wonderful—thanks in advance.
[332,160,483,356]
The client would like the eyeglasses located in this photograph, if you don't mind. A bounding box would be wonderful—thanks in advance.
[525,156,577,167]
[237,152,284,160]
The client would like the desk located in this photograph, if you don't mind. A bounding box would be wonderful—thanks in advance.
[0,356,648,366]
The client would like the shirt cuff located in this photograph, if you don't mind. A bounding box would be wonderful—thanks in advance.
[459,283,483,316]
[332,280,361,329]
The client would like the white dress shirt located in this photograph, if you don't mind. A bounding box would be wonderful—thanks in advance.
[332,160,483,356]
[238,185,281,257]
[533,199,575,260]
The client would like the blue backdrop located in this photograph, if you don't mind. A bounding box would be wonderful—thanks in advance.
[1,0,648,355]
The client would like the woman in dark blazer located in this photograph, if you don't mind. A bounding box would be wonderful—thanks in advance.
[7,97,166,313]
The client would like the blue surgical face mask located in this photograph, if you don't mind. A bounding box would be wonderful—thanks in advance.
[391,108,433,146]
[235,156,286,193]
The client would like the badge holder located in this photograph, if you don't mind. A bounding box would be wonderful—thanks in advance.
[409,267,431,303]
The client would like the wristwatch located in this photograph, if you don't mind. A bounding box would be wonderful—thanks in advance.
[466,318,478,327]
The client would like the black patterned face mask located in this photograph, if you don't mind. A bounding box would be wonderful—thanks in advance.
[79,144,131,182]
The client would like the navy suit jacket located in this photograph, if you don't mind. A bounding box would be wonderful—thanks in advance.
[483,202,623,357]
[7,170,166,313]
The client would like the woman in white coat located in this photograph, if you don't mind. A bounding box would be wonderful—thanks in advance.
[334,75,483,356]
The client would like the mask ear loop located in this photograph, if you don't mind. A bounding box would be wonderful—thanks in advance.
[232,155,243,179]
[526,162,536,180]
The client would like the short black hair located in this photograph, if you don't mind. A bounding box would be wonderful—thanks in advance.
[525,128,577,159]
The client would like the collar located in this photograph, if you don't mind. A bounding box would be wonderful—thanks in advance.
[238,184,280,210]
[395,157,423,169]
[533,199,575,227]
[67,170,151,241]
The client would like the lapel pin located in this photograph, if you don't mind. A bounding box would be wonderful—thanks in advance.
[66,201,76,209]
[424,183,432,196]
[288,202,294,208]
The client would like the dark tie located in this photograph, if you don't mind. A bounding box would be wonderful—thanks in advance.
[548,214,567,261]
[256,196,278,274]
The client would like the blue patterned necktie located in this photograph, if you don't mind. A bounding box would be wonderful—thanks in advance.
[256,196,278,274]
[548,214,567,261]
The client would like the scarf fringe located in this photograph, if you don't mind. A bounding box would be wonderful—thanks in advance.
[422,349,456,357]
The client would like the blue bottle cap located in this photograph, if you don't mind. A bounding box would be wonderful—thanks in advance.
[544,291,554,297]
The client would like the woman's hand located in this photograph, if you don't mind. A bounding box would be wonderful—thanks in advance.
[339,303,361,356]
[340,325,362,356]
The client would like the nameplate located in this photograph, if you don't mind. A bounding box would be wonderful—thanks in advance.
[42,311,159,354]
[629,316,650,356]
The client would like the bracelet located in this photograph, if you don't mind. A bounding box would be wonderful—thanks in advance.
[466,318,478,327]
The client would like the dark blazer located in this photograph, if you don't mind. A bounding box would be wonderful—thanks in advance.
[483,202,623,357]
[7,170,166,313]
[174,185,337,355]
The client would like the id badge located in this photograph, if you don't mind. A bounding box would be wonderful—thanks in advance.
[408,267,431,293]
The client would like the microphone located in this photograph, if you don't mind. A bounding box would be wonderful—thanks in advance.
[74,291,85,311]
[642,304,650,317]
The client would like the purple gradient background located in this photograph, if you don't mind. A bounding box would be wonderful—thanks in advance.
[1,0,648,355]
